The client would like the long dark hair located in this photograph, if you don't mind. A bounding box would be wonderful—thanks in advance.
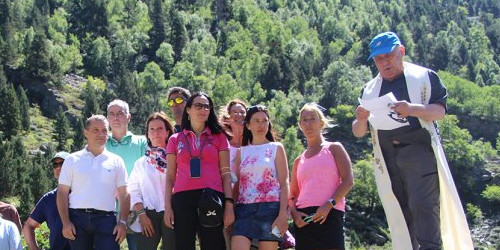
[242,105,278,146]
[181,92,227,136]
[146,112,174,147]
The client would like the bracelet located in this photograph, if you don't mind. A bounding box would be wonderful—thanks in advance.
[224,198,235,204]
[221,172,230,176]
[136,208,146,216]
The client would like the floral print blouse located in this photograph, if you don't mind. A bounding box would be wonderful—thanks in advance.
[236,142,281,204]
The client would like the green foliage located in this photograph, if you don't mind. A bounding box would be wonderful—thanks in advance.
[156,42,175,76]
[16,85,30,130]
[25,31,52,81]
[138,61,166,112]
[72,116,85,152]
[0,136,18,198]
[441,71,500,122]
[81,77,103,118]
[53,108,71,151]
[281,125,304,169]
[21,222,51,250]
[438,115,495,203]
[482,185,500,205]
[0,84,21,139]
[349,158,381,213]
[86,36,112,76]
[466,203,483,224]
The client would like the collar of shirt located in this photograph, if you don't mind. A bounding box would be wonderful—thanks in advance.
[83,146,109,157]
[182,127,212,138]
[107,131,134,146]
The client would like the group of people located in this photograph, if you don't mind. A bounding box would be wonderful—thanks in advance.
[1,31,473,250]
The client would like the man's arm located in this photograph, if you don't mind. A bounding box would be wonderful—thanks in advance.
[23,218,41,250]
[352,105,370,138]
[114,186,129,243]
[391,102,445,121]
[56,184,76,240]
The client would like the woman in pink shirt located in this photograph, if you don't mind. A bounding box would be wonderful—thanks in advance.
[164,92,235,250]
[289,103,354,250]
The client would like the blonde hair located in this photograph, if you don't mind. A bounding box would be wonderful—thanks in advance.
[298,103,333,130]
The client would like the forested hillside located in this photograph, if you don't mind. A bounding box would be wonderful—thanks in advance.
[1,0,499,248]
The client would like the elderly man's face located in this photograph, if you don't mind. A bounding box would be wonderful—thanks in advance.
[373,45,405,81]
[107,105,130,133]
[84,119,109,147]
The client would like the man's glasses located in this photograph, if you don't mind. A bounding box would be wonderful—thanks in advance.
[52,161,64,168]
[193,103,211,111]
[168,97,185,107]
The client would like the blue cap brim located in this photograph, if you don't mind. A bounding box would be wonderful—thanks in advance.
[367,44,398,61]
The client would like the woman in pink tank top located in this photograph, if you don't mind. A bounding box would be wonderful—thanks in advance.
[289,103,354,250]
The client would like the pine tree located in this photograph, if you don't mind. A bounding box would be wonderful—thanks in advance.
[0,63,7,89]
[0,135,16,198]
[71,116,85,152]
[16,85,30,130]
[25,31,52,81]
[0,84,21,139]
[82,82,101,119]
[169,7,188,62]
[28,154,51,201]
[17,175,34,221]
[148,0,168,61]
[53,108,70,151]
[11,136,26,195]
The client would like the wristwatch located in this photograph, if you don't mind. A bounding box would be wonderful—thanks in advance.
[118,219,127,228]
[328,198,336,208]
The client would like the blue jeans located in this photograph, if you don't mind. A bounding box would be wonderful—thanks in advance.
[69,209,119,250]
[127,233,138,250]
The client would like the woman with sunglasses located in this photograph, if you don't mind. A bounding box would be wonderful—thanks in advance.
[128,112,175,250]
[231,105,289,250]
[289,103,354,250]
[164,92,234,250]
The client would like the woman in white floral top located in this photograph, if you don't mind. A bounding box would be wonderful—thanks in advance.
[231,105,289,250]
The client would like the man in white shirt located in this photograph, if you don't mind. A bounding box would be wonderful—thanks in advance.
[56,115,129,250]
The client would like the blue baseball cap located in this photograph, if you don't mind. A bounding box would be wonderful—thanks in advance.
[368,32,401,60]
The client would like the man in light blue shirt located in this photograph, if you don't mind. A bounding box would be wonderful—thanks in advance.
[105,99,147,250]
[0,214,23,250]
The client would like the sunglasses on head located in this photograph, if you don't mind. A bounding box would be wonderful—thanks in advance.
[52,161,64,168]
[247,105,268,113]
[192,103,211,111]
[168,97,185,107]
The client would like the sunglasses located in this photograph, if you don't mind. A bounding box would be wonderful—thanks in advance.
[52,161,64,168]
[167,97,185,107]
[192,103,211,111]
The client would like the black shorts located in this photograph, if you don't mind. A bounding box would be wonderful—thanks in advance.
[294,206,345,250]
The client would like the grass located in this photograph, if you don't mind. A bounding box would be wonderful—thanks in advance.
[22,105,57,151]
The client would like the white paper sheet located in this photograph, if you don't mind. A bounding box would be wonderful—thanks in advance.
[358,92,409,130]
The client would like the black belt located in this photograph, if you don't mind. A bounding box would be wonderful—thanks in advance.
[73,208,114,215]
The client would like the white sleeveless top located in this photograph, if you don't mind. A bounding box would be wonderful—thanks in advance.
[236,142,281,204]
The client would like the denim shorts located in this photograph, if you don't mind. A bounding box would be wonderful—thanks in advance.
[231,201,280,241]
